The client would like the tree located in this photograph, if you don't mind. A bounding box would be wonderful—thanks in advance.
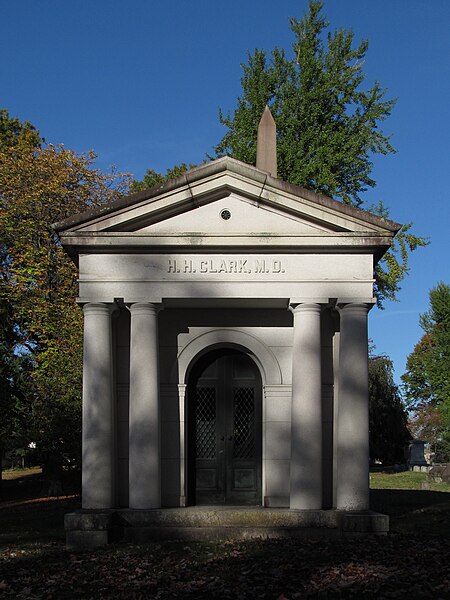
[408,407,449,463]
[0,108,41,150]
[216,3,396,205]
[368,353,410,464]
[402,282,450,459]
[0,110,43,488]
[213,0,427,306]
[0,111,130,483]
[0,301,34,489]
[131,162,197,193]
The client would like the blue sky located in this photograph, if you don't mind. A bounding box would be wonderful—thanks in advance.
[1,0,449,384]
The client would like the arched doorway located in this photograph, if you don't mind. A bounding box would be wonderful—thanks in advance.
[187,348,262,506]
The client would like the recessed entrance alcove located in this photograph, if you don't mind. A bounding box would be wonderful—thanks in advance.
[58,110,399,548]
[187,348,262,507]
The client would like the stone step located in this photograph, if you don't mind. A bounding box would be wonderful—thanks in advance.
[65,508,389,549]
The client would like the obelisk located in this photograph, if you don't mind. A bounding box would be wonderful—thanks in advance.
[256,105,277,177]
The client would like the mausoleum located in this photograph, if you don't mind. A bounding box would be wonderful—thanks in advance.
[58,110,399,547]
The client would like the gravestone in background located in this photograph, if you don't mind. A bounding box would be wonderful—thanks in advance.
[407,439,428,470]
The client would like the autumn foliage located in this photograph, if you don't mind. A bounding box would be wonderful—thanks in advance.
[0,110,129,468]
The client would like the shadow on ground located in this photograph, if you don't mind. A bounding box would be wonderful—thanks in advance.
[371,488,450,535]
[0,470,81,545]
[0,475,449,598]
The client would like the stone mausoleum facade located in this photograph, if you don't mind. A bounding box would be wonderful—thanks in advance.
[57,116,399,546]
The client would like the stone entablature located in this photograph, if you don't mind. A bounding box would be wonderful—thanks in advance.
[76,252,374,305]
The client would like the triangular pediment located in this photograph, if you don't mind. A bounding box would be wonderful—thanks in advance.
[55,157,400,259]
[137,193,336,235]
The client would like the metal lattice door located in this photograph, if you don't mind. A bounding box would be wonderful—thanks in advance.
[188,350,262,505]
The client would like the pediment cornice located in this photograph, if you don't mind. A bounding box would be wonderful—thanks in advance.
[55,157,400,265]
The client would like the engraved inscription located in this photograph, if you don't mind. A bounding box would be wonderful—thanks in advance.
[167,258,285,274]
[168,259,196,274]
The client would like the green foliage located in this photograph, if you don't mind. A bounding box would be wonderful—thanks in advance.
[402,282,450,457]
[0,302,33,466]
[370,201,429,307]
[408,407,450,462]
[368,353,410,464]
[0,115,130,467]
[215,0,396,206]
[403,282,450,409]
[131,162,197,193]
[214,0,427,305]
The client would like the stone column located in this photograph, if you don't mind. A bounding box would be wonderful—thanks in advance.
[129,303,161,508]
[290,303,322,509]
[82,303,114,509]
[336,303,370,510]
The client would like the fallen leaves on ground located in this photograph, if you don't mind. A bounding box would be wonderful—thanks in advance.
[0,495,78,510]
[0,535,449,599]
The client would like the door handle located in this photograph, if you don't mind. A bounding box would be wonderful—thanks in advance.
[228,436,233,441]
[220,435,225,441]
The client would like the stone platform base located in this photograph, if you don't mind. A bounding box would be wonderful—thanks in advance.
[65,507,389,550]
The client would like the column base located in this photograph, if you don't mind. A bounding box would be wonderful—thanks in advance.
[340,511,389,537]
[65,511,116,550]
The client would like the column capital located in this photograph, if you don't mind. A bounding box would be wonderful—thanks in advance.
[289,302,322,315]
[337,302,373,315]
[129,302,158,316]
[82,302,112,316]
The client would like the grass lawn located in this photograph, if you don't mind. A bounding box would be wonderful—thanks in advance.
[1,468,449,598]
[2,467,42,481]
[371,469,450,492]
